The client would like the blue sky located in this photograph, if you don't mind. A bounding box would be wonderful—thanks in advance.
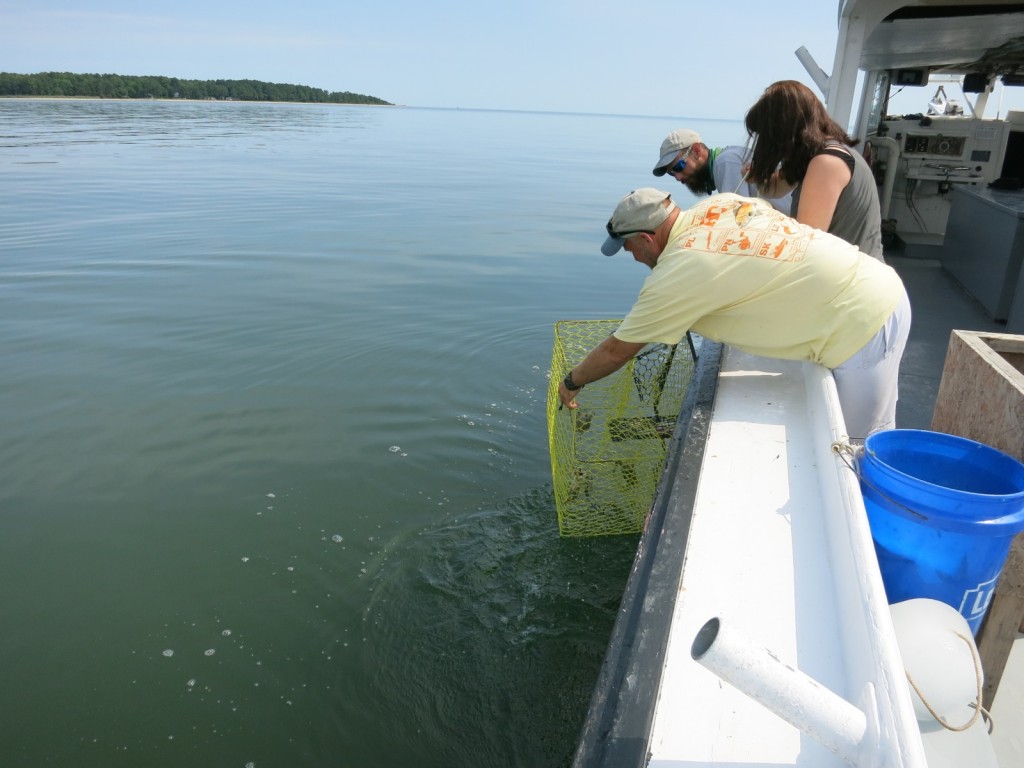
[5,0,1024,119]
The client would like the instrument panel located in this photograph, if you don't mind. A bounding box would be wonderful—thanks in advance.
[902,134,966,156]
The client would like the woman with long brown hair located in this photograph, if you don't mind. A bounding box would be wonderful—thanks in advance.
[744,80,884,260]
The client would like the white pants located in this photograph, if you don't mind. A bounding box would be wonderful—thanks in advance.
[832,286,912,441]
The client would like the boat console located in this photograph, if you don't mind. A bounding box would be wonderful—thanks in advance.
[868,112,1012,249]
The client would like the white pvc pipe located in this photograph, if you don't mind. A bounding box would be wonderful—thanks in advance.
[691,617,873,767]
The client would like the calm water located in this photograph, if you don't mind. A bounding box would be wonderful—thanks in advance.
[0,99,743,768]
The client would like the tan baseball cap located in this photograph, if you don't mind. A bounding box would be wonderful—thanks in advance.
[601,188,675,256]
[653,129,701,175]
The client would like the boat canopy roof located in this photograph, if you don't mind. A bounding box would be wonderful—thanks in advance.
[841,1,1024,77]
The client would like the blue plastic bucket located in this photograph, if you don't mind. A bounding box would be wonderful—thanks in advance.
[858,429,1024,634]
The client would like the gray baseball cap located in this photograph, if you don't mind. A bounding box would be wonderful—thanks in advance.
[652,129,701,175]
[601,188,675,256]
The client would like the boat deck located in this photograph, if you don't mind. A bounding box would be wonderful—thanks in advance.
[644,349,929,766]
[573,254,1024,767]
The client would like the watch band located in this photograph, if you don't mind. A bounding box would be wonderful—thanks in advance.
[563,371,582,391]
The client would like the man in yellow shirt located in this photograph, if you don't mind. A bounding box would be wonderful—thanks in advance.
[558,189,911,439]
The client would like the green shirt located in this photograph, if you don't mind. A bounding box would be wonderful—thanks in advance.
[613,194,902,369]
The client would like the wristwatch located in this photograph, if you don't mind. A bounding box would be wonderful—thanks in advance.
[563,371,583,391]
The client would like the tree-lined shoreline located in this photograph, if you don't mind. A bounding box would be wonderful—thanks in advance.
[0,72,392,105]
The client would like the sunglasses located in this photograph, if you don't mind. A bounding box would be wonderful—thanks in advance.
[665,146,694,175]
[606,220,655,240]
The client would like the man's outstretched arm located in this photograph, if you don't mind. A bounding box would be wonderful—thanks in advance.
[558,334,647,409]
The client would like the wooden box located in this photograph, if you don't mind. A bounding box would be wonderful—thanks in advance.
[931,331,1024,459]
[931,330,1024,708]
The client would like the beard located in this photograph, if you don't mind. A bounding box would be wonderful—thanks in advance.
[685,164,717,196]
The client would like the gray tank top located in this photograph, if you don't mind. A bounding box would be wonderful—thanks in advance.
[791,141,884,260]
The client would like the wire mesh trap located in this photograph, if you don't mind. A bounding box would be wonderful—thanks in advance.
[546,320,697,537]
